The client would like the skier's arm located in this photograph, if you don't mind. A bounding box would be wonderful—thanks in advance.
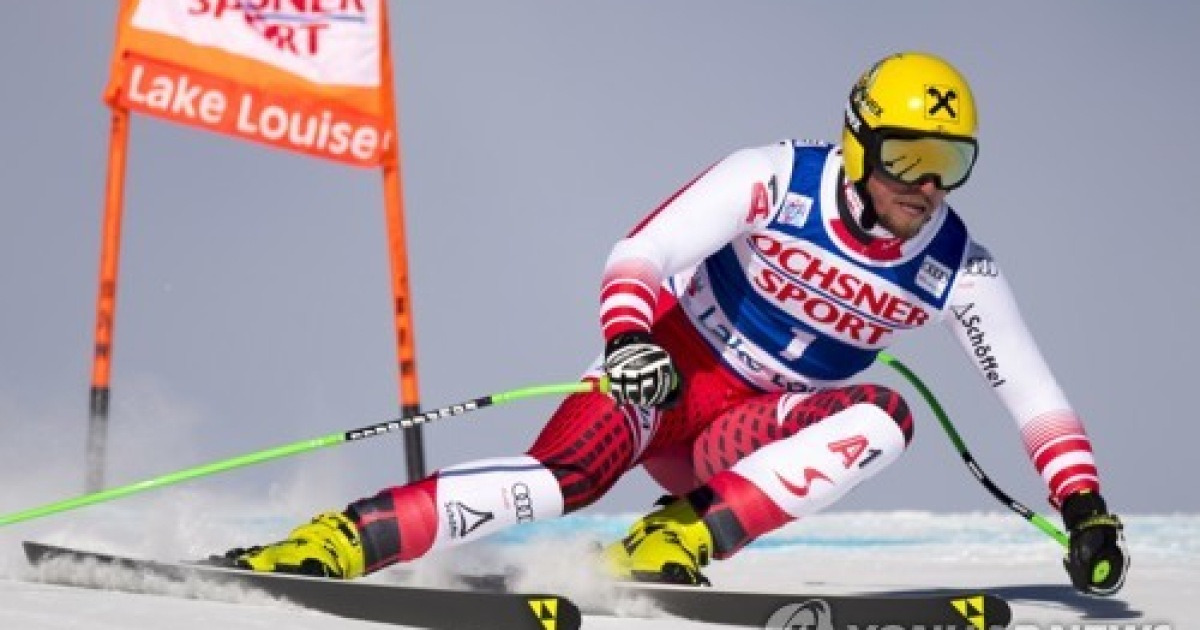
[943,242,1129,595]
[942,241,1100,507]
[600,143,790,340]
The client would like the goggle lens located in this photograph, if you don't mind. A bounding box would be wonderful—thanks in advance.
[877,136,977,190]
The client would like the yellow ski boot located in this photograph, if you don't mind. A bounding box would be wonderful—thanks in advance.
[223,512,366,579]
[604,496,713,585]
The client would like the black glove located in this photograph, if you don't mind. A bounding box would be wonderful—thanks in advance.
[1061,491,1129,596]
[603,331,680,407]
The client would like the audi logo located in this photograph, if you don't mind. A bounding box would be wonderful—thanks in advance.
[511,483,534,523]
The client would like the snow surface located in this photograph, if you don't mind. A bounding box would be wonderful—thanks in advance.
[0,504,1195,629]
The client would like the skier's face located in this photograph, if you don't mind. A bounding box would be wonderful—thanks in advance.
[864,170,947,240]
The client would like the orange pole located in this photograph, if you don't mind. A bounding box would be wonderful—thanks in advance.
[86,106,131,493]
[379,3,426,481]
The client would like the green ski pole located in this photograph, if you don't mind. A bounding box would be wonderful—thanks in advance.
[877,352,1069,548]
[0,378,607,528]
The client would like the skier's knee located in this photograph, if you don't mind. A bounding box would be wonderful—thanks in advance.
[848,384,913,445]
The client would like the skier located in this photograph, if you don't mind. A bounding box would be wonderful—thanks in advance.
[223,51,1129,596]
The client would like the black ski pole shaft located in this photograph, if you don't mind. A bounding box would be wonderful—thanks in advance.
[878,352,1069,547]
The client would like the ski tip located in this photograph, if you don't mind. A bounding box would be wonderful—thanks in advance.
[23,540,76,566]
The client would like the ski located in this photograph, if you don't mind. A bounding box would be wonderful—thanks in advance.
[25,540,1012,629]
[457,573,1014,629]
[23,541,581,630]
[608,582,1011,629]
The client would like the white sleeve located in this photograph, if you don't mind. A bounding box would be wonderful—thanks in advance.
[600,142,793,339]
[609,143,792,276]
[944,241,1072,418]
[943,241,1100,505]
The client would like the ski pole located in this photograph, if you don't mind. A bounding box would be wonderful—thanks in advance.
[0,378,608,528]
[877,352,1069,548]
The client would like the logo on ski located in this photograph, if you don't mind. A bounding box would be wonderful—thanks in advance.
[445,501,494,539]
[951,595,987,630]
[765,598,834,630]
[526,597,561,630]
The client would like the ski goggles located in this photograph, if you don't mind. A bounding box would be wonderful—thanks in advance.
[868,129,979,191]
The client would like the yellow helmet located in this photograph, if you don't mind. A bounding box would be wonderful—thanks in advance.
[842,52,979,190]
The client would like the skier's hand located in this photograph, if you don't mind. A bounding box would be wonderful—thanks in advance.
[603,331,680,407]
[1061,491,1129,596]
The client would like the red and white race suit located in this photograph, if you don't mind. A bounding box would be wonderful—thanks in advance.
[344,141,1100,569]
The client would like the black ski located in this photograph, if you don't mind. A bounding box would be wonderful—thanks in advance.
[25,540,1012,629]
[457,573,1014,629]
[607,582,1011,629]
[23,541,581,630]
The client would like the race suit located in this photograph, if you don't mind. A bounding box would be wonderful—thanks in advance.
[344,141,1101,571]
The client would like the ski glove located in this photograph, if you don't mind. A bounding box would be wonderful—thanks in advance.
[603,331,680,408]
[1061,491,1129,596]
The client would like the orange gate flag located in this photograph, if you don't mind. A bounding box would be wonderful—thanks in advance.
[85,0,429,491]
[105,0,394,167]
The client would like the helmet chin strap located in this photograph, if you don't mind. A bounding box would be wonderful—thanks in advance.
[855,179,880,231]
[840,168,888,238]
